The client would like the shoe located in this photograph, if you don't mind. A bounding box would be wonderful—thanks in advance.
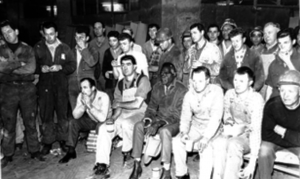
[160,168,172,179]
[59,141,68,153]
[15,143,23,151]
[94,163,110,178]
[31,151,46,161]
[143,154,152,165]
[123,151,134,168]
[129,160,142,179]
[58,151,76,163]
[176,173,190,179]
[1,156,13,168]
[41,143,52,155]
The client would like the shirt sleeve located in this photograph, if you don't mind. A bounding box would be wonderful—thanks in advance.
[180,92,193,134]
[135,76,151,100]
[72,93,86,119]
[248,93,265,159]
[283,126,300,147]
[89,93,111,122]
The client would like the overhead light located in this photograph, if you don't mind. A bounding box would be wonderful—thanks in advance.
[102,2,125,12]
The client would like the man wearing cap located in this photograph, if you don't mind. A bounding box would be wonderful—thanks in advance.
[265,29,300,99]
[207,24,221,45]
[154,27,183,85]
[181,30,192,86]
[256,70,300,179]
[219,28,265,91]
[129,62,187,179]
[185,23,222,84]
[250,26,264,55]
[219,18,237,57]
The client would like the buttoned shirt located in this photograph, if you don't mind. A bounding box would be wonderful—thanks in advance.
[223,88,264,159]
[180,84,224,139]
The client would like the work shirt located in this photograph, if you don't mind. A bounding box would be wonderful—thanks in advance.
[262,96,300,148]
[73,90,112,122]
[144,80,188,125]
[180,84,224,139]
[223,88,265,159]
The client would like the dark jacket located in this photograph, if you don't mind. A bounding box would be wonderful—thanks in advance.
[144,80,188,125]
[34,40,76,92]
[219,46,265,91]
[0,42,35,82]
[262,96,300,148]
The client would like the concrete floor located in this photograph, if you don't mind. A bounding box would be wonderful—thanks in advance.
[1,141,298,179]
[1,141,200,179]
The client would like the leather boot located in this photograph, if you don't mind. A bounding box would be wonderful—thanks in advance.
[129,160,142,179]
[1,156,13,168]
[41,143,52,155]
[160,168,172,179]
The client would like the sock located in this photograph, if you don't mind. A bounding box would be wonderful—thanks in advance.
[163,163,170,170]
[135,158,141,162]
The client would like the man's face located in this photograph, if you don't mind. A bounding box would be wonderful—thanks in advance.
[191,27,204,43]
[149,27,158,40]
[1,25,18,44]
[121,60,136,77]
[279,85,300,108]
[108,36,119,49]
[161,67,175,86]
[94,22,105,37]
[231,34,245,52]
[233,73,252,94]
[191,72,209,93]
[207,27,220,42]
[263,25,277,45]
[159,39,171,51]
[278,36,293,53]
[75,32,89,45]
[120,39,132,53]
[222,25,233,40]
[81,80,95,97]
[250,31,263,46]
[44,27,57,44]
[182,37,192,50]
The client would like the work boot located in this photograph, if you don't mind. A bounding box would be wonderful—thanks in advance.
[59,151,76,163]
[59,141,68,153]
[41,143,52,155]
[129,160,142,179]
[1,155,13,168]
[176,173,190,179]
[31,151,46,161]
[15,142,23,151]
[94,163,110,178]
[160,168,172,179]
[123,151,134,168]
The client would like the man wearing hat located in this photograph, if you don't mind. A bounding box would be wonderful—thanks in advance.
[265,28,300,99]
[220,18,237,57]
[256,70,300,179]
[250,26,264,55]
[153,27,183,85]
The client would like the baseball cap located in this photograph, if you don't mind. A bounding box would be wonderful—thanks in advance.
[156,28,173,43]
[221,18,237,30]
[249,26,263,37]
[181,30,191,39]
[278,70,300,87]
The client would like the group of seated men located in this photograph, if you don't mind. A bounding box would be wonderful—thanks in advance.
[0,17,300,179]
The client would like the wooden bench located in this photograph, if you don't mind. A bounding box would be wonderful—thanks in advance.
[244,149,299,177]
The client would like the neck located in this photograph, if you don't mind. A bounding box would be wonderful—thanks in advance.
[97,36,104,41]
[196,38,206,49]
[234,45,245,53]
[89,91,96,102]
[210,39,218,45]
[125,73,136,82]
[150,39,155,44]
[266,41,277,49]
[236,88,250,98]
[286,99,300,110]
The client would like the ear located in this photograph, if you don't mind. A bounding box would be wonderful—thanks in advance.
[242,37,246,43]
[92,86,96,91]
[249,79,254,86]
[292,39,296,46]
[86,36,90,41]
[133,64,137,70]
[103,28,106,33]
[55,32,58,37]
[15,29,19,36]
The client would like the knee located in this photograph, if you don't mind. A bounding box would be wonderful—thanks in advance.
[159,127,171,138]
[259,142,275,158]
[134,121,144,133]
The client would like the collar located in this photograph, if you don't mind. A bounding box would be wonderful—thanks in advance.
[266,41,277,50]
[196,39,207,50]
[165,44,174,53]
[45,39,61,48]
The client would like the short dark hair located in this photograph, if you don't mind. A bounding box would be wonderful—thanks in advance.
[277,28,295,41]
[148,23,160,31]
[229,27,245,39]
[235,66,255,82]
[119,33,133,42]
[43,21,57,32]
[0,20,16,34]
[94,21,105,29]
[191,66,211,79]
[108,31,120,39]
[75,26,90,37]
[80,77,96,88]
[190,23,205,33]
[207,24,220,32]
[120,55,136,65]
[161,62,177,76]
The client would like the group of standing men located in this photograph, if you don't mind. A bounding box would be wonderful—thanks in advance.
[0,17,300,179]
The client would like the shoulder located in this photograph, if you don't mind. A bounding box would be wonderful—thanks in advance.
[224,88,235,97]
[96,90,109,100]
[34,40,45,49]
[250,90,265,104]
[59,42,71,51]
[20,42,33,50]
[208,84,223,95]
[265,96,281,109]
[175,80,188,92]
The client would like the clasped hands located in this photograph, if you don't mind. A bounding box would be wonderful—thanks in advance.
[41,64,62,73]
